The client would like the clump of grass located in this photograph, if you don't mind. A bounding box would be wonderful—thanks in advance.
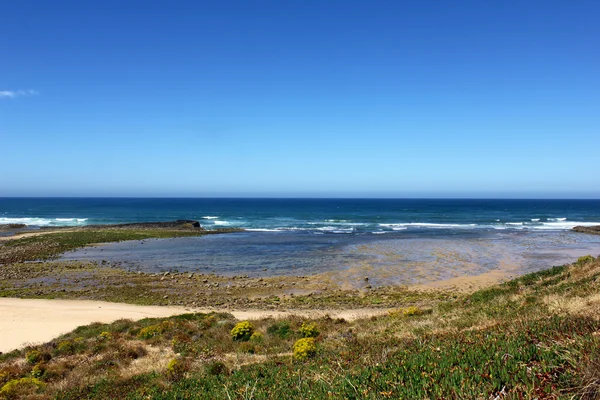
[293,338,316,360]
[230,321,254,341]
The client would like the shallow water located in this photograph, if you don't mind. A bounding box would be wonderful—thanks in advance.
[61,230,600,286]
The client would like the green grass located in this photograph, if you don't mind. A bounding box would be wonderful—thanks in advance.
[2,256,600,399]
[0,228,240,264]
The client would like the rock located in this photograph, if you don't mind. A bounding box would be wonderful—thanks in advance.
[364,276,369,282]
[573,225,600,235]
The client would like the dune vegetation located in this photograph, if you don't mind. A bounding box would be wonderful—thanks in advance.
[1,255,600,399]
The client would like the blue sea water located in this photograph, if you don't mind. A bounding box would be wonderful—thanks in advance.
[3,198,600,284]
[1,198,600,233]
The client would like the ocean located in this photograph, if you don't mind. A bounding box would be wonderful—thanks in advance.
[4,198,600,285]
[2,198,600,233]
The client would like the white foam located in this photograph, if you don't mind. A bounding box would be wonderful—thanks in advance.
[379,223,477,229]
[202,216,219,220]
[531,218,540,222]
[0,217,88,226]
[212,220,230,226]
[246,228,283,232]
[548,217,567,221]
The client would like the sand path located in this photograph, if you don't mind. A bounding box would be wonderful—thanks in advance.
[0,298,389,353]
[0,229,77,242]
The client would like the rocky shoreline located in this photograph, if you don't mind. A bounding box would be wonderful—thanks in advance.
[573,225,600,235]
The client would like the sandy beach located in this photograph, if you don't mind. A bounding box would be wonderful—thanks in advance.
[0,298,389,353]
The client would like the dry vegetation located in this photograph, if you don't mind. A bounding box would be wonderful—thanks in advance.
[1,255,600,398]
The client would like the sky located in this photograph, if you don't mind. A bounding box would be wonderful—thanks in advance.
[1,0,599,198]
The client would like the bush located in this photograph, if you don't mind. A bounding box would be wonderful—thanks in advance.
[239,342,256,354]
[166,358,189,381]
[267,321,291,338]
[250,332,263,342]
[389,306,427,318]
[230,321,254,341]
[0,377,45,398]
[56,340,76,355]
[205,361,229,376]
[98,331,112,341]
[30,363,46,378]
[299,322,319,338]
[25,350,44,365]
[293,338,316,360]
[576,255,595,266]
[137,324,163,340]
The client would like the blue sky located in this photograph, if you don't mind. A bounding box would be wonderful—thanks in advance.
[1,0,599,198]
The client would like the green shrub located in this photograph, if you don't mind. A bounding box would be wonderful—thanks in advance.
[299,322,320,338]
[249,331,263,342]
[166,358,189,381]
[576,255,595,266]
[30,363,46,378]
[137,324,163,339]
[0,377,45,398]
[389,306,427,318]
[205,361,229,376]
[98,331,112,341]
[25,350,43,365]
[239,342,256,354]
[56,340,75,355]
[293,338,316,360]
[230,321,254,341]
[267,321,291,338]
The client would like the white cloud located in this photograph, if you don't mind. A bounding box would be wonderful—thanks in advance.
[0,89,39,98]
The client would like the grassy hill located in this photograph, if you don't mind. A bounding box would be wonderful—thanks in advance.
[1,255,600,399]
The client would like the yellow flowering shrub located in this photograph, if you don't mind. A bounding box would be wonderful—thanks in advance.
[137,324,163,339]
[230,321,254,341]
[0,377,45,398]
[299,322,319,338]
[25,350,43,365]
[293,338,316,360]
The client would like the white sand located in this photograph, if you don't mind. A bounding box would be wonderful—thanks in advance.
[0,298,388,353]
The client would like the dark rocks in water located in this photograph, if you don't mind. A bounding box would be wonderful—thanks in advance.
[84,220,204,230]
[573,226,600,235]
[0,224,27,230]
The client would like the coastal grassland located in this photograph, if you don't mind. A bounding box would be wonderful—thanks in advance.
[2,255,600,399]
[0,226,241,265]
